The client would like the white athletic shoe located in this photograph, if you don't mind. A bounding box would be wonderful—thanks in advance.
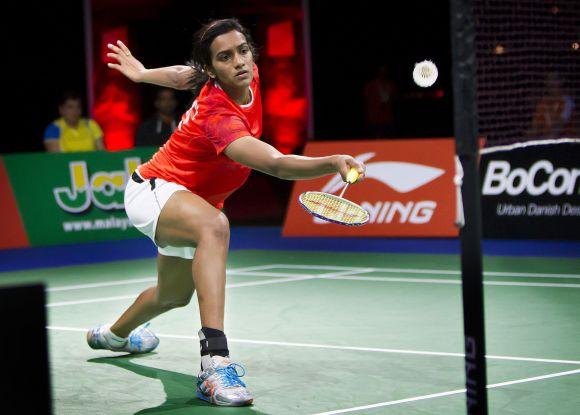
[86,323,159,354]
[196,356,253,406]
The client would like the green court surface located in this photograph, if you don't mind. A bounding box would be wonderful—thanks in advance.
[1,250,579,414]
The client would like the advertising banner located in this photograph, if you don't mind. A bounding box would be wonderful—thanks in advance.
[0,158,29,249]
[481,141,579,239]
[283,139,459,237]
[2,148,156,247]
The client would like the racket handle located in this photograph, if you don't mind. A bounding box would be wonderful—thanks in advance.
[346,168,359,184]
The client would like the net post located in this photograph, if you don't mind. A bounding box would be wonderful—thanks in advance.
[449,0,489,414]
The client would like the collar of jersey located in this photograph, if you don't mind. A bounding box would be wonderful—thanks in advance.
[214,82,254,109]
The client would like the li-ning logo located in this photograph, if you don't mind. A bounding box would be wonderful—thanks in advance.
[321,152,445,194]
[54,157,141,213]
[314,152,445,224]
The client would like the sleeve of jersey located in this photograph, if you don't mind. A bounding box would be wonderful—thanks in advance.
[203,113,251,155]
[43,123,60,141]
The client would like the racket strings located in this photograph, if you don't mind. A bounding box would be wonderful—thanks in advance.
[307,198,359,219]
[300,192,368,225]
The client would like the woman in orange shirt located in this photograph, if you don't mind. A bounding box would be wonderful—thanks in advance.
[87,18,365,406]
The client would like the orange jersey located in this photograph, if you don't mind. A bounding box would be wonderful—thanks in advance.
[139,64,262,209]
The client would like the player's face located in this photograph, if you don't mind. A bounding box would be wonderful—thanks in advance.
[59,99,82,125]
[208,31,254,90]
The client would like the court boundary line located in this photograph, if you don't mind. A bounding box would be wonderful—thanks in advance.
[46,269,580,299]
[45,325,580,414]
[45,272,580,307]
[46,276,311,307]
[46,326,580,366]
[232,271,580,289]
[44,262,580,293]
[46,264,280,292]
[264,264,580,280]
[46,264,580,292]
[46,269,362,307]
[310,368,580,415]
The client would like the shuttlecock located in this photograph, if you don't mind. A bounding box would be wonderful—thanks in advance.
[413,60,438,87]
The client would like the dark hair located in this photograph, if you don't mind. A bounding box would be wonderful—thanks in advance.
[59,91,82,106]
[187,18,258,99]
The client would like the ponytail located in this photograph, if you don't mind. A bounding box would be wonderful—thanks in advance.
[186,61,210,99]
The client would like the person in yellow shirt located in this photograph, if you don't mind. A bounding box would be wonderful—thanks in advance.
[44,92,105,152]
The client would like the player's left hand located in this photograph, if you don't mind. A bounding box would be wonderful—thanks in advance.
[106,40,146,83]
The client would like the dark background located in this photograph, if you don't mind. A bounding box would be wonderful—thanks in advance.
[309,1,452,139]
[7,0,452,154]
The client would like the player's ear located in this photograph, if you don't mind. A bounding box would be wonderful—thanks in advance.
[205,66,216,80]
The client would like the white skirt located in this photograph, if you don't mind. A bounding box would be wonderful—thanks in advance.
[124,170,196,259]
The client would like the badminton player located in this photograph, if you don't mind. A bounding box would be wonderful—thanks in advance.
[87,18,365,406]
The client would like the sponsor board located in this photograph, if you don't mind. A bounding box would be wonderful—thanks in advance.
[1,148,156,246]
[480,142,579,239]
[283,139,458,237]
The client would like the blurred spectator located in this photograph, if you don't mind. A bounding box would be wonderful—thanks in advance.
[135,88,178,147]
[363,64,398,137]
[44,91,104,153]
[528,72,577,139]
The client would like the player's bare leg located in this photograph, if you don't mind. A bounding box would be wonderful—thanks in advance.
[155,191,252,406]
[155,190,229,332]
[87,254,194,353]
[110,254,195,337]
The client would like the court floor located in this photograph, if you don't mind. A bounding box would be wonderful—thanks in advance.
[1,249,579,414]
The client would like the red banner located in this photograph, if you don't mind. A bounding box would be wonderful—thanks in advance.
[283,139,459,237]
[0,158,29,249]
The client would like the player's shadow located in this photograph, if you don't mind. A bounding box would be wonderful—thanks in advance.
[89,355,270,414]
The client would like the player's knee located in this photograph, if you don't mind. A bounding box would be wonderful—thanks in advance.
[157,293,193,310]
[201,212,230,242]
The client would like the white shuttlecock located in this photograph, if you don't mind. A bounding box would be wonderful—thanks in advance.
[413,60,438,87]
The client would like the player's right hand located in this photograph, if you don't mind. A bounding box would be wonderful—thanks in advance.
[106,40,146,83]
[333,155,366,183]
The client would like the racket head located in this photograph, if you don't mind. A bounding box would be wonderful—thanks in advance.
[298,191,369,226]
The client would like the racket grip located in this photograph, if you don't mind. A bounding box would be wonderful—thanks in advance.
[346,168,359,184]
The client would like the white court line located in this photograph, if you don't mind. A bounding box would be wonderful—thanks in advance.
[45,263,580,294]
[266,264,580,280]
[45,271,580,307]
[48,277,156,292]
[47,295,139,307]
[312,389,468,415]
[47,264,279,292]
[46,276,309,307]
[46,269,359,307]
[45,326,580,366]
[311,368,580,415]
[233,271,580,289]
[484,281,580,288]
[326,275,580,289]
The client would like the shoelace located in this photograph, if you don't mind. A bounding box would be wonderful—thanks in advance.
[215,363,247,388]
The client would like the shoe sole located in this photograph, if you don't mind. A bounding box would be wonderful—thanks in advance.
[195,389,253,406]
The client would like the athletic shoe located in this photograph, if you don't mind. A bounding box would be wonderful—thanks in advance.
[86,323,159,354]
[196,356,253,406]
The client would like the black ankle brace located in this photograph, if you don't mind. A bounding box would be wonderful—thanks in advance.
[199,327,229,357]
